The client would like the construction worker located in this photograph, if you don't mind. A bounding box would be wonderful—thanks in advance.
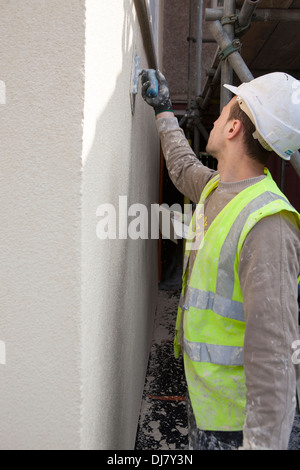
[141,70,300,450]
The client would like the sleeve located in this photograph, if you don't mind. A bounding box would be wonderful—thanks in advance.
[238,210,300,450]
[156,117,217,204]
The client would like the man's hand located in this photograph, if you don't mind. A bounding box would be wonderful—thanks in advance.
[141,69,173,116]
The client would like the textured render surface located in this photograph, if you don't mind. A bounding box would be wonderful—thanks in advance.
[0,0,160,450]
[0,1,85,449]
[81,0,160,450]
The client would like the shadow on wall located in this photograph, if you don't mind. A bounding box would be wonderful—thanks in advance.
[80,0,160,450]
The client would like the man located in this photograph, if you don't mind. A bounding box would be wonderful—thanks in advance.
[141,70,300,450]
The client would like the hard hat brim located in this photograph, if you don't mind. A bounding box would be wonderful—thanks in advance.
[223,84,239,95]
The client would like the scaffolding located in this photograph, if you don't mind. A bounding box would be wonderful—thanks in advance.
[180,0,300,181]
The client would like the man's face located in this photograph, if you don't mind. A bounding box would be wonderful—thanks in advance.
[206,98,236,159]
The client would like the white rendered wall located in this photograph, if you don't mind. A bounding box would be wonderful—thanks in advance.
[0,0,85,449]
[81,0,160,450]
[0,0,160,450]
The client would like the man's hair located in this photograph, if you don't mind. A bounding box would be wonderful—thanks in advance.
[228,100,272,165]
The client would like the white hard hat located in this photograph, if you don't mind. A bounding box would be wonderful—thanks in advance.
[224,72,300,161]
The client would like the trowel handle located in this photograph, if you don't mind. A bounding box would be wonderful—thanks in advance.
[145,69,159,98]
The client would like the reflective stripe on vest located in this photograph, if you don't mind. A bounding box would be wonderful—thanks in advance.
[184,338,244,366]
[216,191,292,303]
[183,288,244,322]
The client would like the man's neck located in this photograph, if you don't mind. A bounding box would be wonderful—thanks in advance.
[219,165,265,183]
[217,151,265,183]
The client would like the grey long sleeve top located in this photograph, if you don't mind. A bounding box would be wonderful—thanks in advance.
[156,116,300,450]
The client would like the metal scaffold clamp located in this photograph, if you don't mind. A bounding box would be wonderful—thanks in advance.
[221,14,252,37]
[218,38,242,61]
[221,15,237,27]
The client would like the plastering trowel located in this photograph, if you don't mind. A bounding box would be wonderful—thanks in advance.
[130,48,158,113]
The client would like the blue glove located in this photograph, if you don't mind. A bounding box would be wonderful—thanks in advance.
[141,69,173,115]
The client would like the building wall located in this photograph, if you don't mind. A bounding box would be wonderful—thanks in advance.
[81,0,160,450]
[0,0,160,450]
[163,0,217,104]
[0,0,85,450]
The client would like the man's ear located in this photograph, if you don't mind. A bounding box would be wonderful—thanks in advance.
[227,119,242,140]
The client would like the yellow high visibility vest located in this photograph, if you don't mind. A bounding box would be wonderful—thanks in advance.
[175,169,300,431]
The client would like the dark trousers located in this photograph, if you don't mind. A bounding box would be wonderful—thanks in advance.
[186,393,243,450]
